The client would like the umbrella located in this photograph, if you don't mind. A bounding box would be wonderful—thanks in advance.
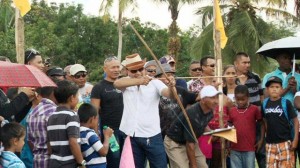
[0,61,57,87]
[256,36,300,59]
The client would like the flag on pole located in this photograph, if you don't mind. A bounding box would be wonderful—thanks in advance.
[13,0,31,17]
[120,136,135,168]
[214,0,227,49]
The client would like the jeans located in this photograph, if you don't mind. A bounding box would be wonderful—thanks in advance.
[105,129,126,168]
[131,133,167,168]
[230,150,255,168]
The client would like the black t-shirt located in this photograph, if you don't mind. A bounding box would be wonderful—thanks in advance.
[166,102,213,144]
[262,98,297,143]
[159,86,197,137]
[91,80,124,130]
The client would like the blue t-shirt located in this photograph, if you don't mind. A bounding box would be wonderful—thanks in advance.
[1,151,26,168]
[262,68,300,103]
[20,108,33,168]
[80,126,106,167]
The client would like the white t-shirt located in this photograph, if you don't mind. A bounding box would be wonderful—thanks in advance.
[120,79,167,137]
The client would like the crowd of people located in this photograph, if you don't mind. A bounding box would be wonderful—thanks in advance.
[0,48,299,168]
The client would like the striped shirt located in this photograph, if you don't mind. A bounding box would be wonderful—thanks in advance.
[236,71,263,106]
[47,106,80,167]
[0,151,26,168]
[80,126,106,166]
[27,98,57,168]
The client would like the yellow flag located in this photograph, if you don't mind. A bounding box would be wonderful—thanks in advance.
[14,0,31,17]
[214,0,227,49]
[213,129,237,143]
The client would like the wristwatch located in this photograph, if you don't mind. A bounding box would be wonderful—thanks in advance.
[77,160,86,167]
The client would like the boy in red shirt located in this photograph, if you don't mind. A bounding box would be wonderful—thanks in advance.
[228,85,264,168]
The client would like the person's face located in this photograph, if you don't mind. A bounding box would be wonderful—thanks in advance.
[224,67,236,85]
[145,65,157,77]
[72,71,87,88]
[201,58,215,76]
[189,63,201,77]
[28,55,44,71]
[202,95,219,112]
[294,97,300,110]
[70,92,79,110]
[234,56,250,74]
[276,53,292,71]
[104,60,120,80]
[235,93,249,108]
[127,67,145,78]
[158,72,175,84]
[90,115,99,129]
[15,134,25,152]
[169,62,176,71]
[267,83,282,98]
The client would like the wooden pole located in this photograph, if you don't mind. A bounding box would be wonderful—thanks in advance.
[129,23,198,142]
[213,0,226,167]
[156,75,244,80]
[15,8,25,64]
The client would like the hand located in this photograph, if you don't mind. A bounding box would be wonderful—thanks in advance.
[254,140,263,152]
[290,140,298,151]
[19,87,36,101]
[103,127,113,139]
[0,116,4,122]
[139,76,152,85]
[166,76,176,87]
[288,77,297,89]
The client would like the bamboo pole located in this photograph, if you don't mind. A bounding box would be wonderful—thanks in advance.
[129,23,198,142]
[15,8,25,64]
[213,0,226,167]
[156,75,244,80]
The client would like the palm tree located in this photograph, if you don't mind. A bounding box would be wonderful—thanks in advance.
[191,0,297,75]
[0,0,14,33]
[153,0,197,61]
[100,0,137,60]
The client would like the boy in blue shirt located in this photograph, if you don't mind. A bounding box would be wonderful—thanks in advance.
[78,103,113,168]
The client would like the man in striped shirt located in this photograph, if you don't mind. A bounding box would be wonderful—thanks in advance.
[27,86,57,168]
[47,80,86,168]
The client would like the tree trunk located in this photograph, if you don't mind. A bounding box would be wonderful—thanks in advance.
[15,8,25,64]
[117,3,123,61]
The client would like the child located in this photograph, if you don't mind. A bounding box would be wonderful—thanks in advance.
[47,80,86,167]
[263,76,299,168]
[78,103,113,168]
[294,91,300,164]
[228,85,263,168]
[0,122,26,168]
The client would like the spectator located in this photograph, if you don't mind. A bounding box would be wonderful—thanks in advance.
[64,65,73,81]
[46,67,65,81]
[25,49,44,72]
[187,60,201,90]
[144,60,158,77]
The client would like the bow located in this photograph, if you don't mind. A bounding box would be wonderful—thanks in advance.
[129,23,197,142]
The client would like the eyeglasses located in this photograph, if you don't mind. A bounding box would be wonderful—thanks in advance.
[191,68,201,72]
[205,64,215,68]
[130,68,144,73]
[26,49,40,60]
[73,72,87,79]
[146,69,156,73]
[104,56,118,64]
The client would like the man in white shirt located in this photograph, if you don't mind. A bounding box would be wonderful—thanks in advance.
[114,53,175,168]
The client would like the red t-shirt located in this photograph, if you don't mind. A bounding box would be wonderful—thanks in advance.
[229,105,262,151]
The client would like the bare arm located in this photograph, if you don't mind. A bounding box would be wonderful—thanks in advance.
[291,117,299,150]
[114,76,151,90]
[47,141,52,155]
[186,142,197,168]
[69,137,84,164]
[99,136,110,156]
[91,98,100,112]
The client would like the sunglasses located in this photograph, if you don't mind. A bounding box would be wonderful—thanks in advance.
[104,56,118,64]
[146,69,156,73]
[74,72,87,79]
[130,68,144,73]
[191,68,201,72]
[205,64,215,68]
[26,49,40,60]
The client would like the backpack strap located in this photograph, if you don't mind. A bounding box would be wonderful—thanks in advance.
[262,97,270,115]
[281,98,288,120]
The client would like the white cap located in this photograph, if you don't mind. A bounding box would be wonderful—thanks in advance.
[200,85,222,99]
[295,91,300,98]
[70,64,87,75]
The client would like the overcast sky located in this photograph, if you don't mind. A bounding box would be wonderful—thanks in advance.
[46,0,298,34]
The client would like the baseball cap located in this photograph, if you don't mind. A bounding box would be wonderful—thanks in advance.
[155,63,175,77]
[159,55,176,64]
[70,64,87,76]
[144,60,158,68]
[265,76,282,87]
[46,67,65,76]
[200,85,222,99]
